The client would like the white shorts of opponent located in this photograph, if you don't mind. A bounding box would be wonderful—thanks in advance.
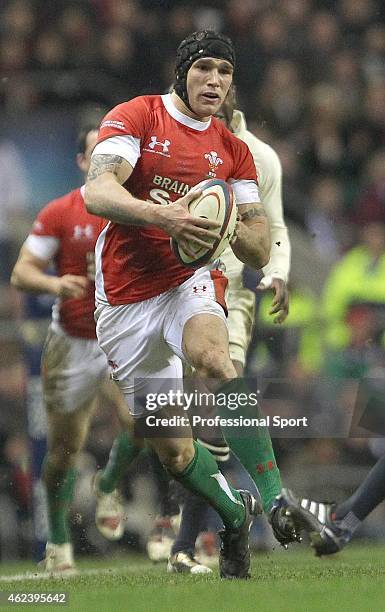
[42,325,109,414]
[95,267,226,418]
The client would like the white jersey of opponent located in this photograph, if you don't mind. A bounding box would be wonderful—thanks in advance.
[220,110,291,287]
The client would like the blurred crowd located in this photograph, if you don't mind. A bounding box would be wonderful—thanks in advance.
[0,0,384,558]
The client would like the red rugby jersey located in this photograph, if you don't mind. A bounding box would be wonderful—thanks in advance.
[94,94,258,305]
[29,187,105,339]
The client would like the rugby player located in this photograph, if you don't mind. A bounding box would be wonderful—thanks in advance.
[167,87,294,572]
[86,30,270,579]
[11,127,132,573]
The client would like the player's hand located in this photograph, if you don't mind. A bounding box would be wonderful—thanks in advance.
[54,274,89,299]
[256,276,289,324]
[157,190,221,257]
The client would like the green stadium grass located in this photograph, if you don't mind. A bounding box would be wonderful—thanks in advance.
[0,545,384,611]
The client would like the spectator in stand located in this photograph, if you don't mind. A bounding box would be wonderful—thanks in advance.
[99,27,137,81]
[304,11,340,81]
[32,30,68,70]
[363,81,385,145]
[1,0,35,40]
[57,3,97,69]
[322,222,385,352]
[306,176,352,264]
[338,0,378,39]
[0,139,31,283]
[362,25,385,81]
[273,140,308,227]
[258,59,305,135]
[304,83,346,176]
[331,49,364,121]
[351,150,385,227]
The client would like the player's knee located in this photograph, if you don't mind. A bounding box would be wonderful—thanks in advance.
[46,444,79,471]
[190,347,234,380]
[157,444,194,474]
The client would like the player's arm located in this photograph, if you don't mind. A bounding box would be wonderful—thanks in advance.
[231,201,271,269]
[85,154,221,256]
[85,154,160,226]
[256,147,291,323]
[11,244,88,299]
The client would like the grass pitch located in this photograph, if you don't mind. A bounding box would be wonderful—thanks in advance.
[0,545,384,611]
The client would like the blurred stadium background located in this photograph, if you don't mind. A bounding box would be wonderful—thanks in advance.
[0,0,384,563]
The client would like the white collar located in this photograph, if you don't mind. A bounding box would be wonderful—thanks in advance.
[161,94,212,132]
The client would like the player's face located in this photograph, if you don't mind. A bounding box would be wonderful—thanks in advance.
[77,130,98,174]
[186,57,233,119]
[84,130,98,170]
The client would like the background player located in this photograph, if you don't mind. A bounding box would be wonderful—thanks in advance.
[86,30,270,579]
[167,86,293,572]
[282,450,385,556]
[11,126,132,574]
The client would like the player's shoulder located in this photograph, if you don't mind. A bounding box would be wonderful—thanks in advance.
[105,95,163,118]
[212,116,242,143]
[247,132,279,163]
[39,187,81,216]
[211,116,250,154]
[100,96,164,138]
[243,131,281,171]
[232,111,281,169]
[32,188,82,235]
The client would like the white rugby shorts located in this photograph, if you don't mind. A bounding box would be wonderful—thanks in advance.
[42,326,109,414]
[95,267,227,417]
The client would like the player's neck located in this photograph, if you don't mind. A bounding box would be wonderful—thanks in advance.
[170,92,211,123]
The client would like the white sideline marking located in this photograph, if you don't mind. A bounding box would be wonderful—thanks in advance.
[0,568,121,582]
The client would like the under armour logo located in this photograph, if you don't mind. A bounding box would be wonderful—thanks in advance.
[73,224,94,239]
[204,151,223,177]
[193,285,207,294]
[148,136,170,153]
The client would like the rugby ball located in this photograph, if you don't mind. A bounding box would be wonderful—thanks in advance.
[171,178,237,268]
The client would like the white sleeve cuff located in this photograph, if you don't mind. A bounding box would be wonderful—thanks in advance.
[262,226,291,282]
[25,235,60,260]
[258,273,286,289]
[92,135,141,169]
[229,179,260,205]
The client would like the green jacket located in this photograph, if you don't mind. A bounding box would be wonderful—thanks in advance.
[322,246,385,349]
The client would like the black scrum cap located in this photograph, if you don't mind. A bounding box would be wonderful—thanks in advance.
[174,30,235,109]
